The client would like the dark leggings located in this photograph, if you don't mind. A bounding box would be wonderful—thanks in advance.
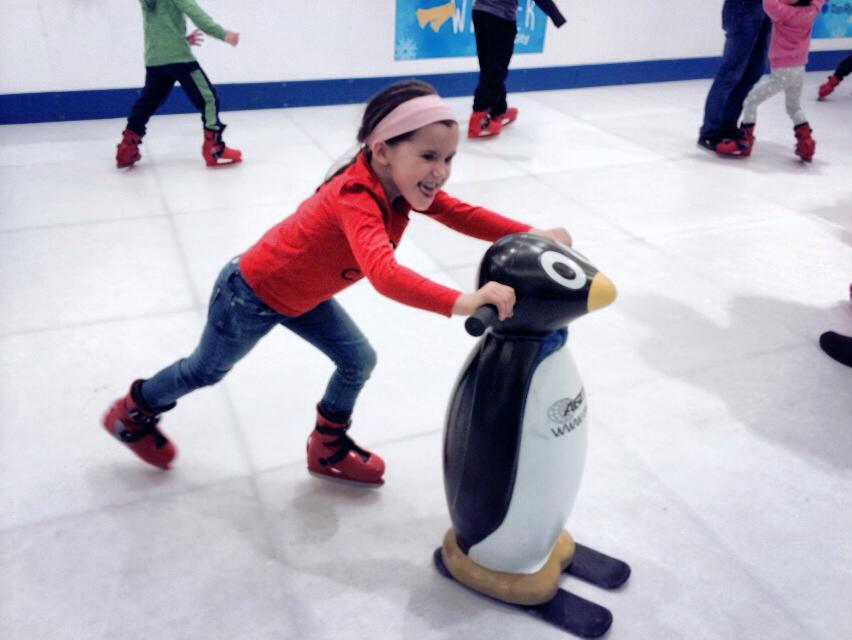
[835,54,852,80]
[127,61,222,137]
[472,9,517,115]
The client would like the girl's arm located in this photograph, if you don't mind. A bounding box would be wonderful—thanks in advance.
[763,0,802,21]
[423,191,531,240]
[336,197,514,319]
[424,191,573,246]
[174,0,227,40]
[338,198,461,315]
[532,0,567,27]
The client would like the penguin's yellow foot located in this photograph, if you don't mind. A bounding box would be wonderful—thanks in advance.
[440,528,572,605]
[555,529,576,571]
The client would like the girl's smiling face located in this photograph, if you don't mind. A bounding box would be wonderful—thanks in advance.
[371,121,459,210]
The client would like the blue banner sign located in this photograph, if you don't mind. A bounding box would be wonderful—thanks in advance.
[813,1,852,38]
[395,0,549,60]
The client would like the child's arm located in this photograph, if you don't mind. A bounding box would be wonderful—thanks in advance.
[173,0,235,44]
[337,198,515,319]
[451,282,516,321]
[423,191,529,240]
[532,0,567,27]
[186,29,204,46]
[424,191,573,246]
[763,0,805,21]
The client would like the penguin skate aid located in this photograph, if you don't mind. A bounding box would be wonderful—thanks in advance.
[434,233,631,638]
[101,80,578,487]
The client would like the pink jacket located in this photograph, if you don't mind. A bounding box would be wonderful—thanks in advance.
[763,0,826,68]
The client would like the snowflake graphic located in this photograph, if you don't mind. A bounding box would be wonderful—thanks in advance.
[395,37,418,61]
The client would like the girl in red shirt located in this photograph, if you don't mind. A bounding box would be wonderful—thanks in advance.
[102,80,572,486]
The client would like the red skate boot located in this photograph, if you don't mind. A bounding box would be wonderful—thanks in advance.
[202,127,242,167]
[306,407,385,486]
[492,107,518,128]
[715,124,755,157]
[467,111,502,139]
[793,123,815,162]
[102,380,177,469]
[115,129,143,168]
[738,123,756,156]
[818,74,841,100]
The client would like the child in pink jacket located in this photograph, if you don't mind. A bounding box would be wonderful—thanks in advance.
[727,0,826,161]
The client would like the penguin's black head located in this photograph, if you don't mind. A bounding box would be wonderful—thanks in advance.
[477,233,616,334]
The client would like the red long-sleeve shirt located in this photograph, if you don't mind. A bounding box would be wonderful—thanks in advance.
[239,152,531,317]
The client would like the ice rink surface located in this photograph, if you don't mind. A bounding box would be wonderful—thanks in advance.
[1,74,851,639]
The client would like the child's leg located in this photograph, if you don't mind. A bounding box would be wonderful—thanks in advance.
[471,10,517,116]
[819,54,850,98]
[700,5,769,141]
[140,260,282,410]
[721,16,771,136]
[279,299,377,419]
[282,299,384,485]
[783,65,815,161]
[126,66,177,136]
[170,62,223,131]
[168,61,242,165]
[103,259,282,468]
[836,54,852,80]
[741,70,784,125]
[781,66,807,125]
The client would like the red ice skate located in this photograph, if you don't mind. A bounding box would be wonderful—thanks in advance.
[202,127,242,167]
[468,111,502,139]
[793,123,815,162]
[492,107,518,128]
[817,74,841,100]
[102,380,177,469]
[715,124,755,157]
[306,407,385,486]
[115,129,143,168]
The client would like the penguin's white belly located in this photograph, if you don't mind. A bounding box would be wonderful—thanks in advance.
[468,346,587,573]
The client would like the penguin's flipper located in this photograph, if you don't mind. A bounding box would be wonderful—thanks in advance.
[434,548,613,639]
[564,543,631,590]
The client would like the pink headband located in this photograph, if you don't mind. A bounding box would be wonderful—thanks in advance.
[365,95,457,146]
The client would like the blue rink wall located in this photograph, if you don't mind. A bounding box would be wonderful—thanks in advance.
[1,51,850,126]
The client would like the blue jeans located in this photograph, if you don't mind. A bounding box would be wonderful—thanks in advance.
[699,0,771,141]
[140,258,377,419]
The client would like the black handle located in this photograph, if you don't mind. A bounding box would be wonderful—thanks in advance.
[465,305,499,337]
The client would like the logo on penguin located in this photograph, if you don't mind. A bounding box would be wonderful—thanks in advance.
[547,388,587,437]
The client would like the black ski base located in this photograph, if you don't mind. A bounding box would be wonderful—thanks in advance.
[565,543,631,590]
[433,548,613,638]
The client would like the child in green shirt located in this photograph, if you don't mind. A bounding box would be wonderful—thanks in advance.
[116,0,242,168]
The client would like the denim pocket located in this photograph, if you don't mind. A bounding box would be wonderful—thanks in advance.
[229,272,278,317]
[208,285,235,333]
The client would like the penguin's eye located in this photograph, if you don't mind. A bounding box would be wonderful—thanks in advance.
[540,251,588,290]
[553,262,576,280]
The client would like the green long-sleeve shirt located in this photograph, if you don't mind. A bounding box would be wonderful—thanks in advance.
[139,0,227,67]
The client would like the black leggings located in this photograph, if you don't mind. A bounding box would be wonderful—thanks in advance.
[472,10,517,115]
[835,54,852,80]
[127,61,222,137]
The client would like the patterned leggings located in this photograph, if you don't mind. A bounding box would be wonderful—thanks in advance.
[741,65,807,125]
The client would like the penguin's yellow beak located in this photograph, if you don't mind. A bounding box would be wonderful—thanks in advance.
[588,272,617,312]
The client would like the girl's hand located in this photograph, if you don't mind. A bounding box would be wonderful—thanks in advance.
[225,31,240,47]
[186,29,204,46]
[452,281,516,321]
[530,226,573,247]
